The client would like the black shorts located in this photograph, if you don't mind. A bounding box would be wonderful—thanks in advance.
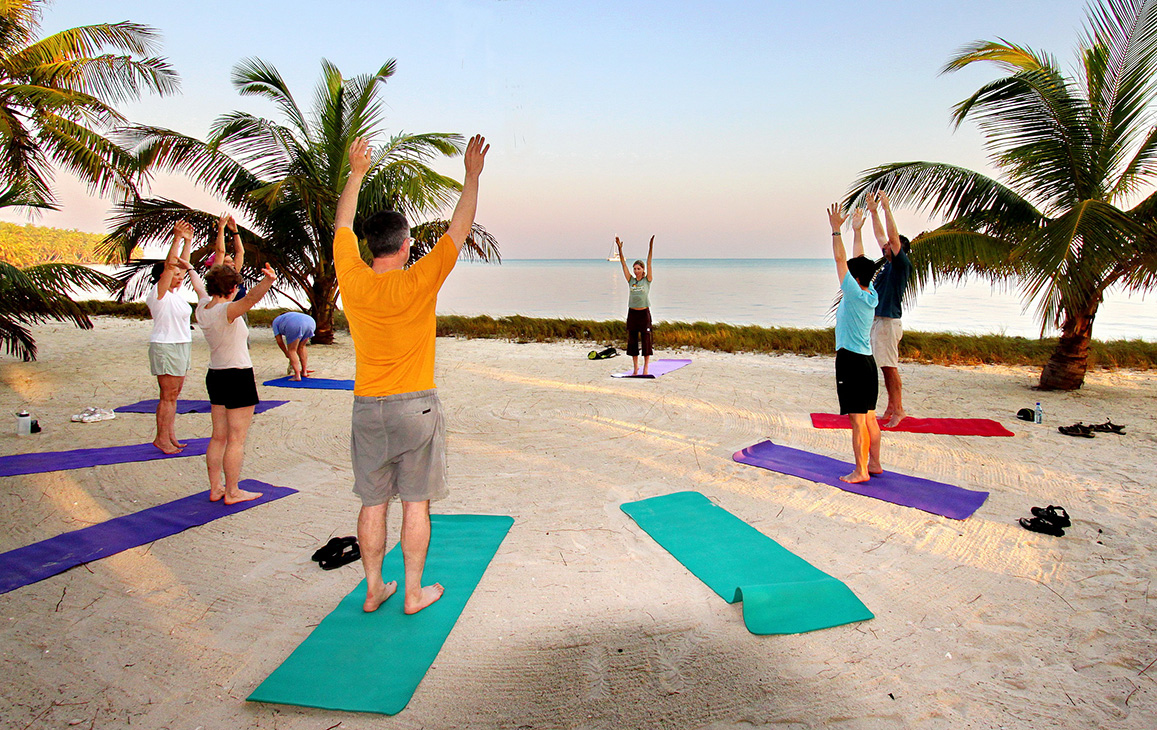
[835,349,878,415]
[205,367,260,410]
[626,307,653,357]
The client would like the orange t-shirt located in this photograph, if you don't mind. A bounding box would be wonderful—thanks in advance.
[333,227,458,396]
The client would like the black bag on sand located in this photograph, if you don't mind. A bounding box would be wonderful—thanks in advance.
[588,346,618,360]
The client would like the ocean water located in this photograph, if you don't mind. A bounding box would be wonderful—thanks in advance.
[435,258,1156,342]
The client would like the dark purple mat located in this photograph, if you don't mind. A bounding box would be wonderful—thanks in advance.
[0,481,296,595]
[733,440,988,520]
[611,358,692,379]
[115,399,288,415]
[262,376,354,390]
[0,439,211,478]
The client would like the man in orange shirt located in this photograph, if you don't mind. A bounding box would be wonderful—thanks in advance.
[334,134,489,614]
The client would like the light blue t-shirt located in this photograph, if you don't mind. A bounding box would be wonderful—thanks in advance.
[272,311,316,344]
[628,277,651,308]
[835,272,878,355]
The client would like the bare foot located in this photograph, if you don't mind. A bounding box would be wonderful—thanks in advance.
[884,412,907,429]
[171,439,187,449]
[642,370,650,376]
[363,580,398,613]
[209,488,224,502]
[868,457,882,474]
[153,439,182,455]
[839,471,871,484]
[404,584,444,614]
[223,488,262,505]
[630,370,639,376]
[290,375,301,381]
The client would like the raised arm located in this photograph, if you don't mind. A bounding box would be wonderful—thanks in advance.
[213,212,228,262]
[616,236,631,281]
[336,137,372,232]
[226,263,276,322]
[646,235,654,282]
[156,221,187,299]
[445,134,489,252]
[175,255,206,299]
[850,208,866,259]
[866,192,888,250]
[880,191,902,256]
[227,215,244,272]
[828,203,849,283]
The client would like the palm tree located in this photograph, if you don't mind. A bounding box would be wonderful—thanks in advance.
[847,0,1157,390]
[0,260,116,360]
[102,58,500,344]
[0,0,179,210]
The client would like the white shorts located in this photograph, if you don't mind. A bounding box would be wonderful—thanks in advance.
[870,317,903,368]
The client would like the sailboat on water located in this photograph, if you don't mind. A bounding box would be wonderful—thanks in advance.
[606,241,621,261]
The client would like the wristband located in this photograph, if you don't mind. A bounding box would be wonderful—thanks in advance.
[832,232,842,236]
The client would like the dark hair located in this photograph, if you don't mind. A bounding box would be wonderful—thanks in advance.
[898,234,911,254]
[633,260,645,270]
[362,210,410,258]
[204,264,242,297]
[149,261,166,283]
[847,255,881,287]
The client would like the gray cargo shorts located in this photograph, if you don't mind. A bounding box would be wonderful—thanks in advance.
[350,389,448,506]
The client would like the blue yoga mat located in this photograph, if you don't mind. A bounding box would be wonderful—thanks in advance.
[733,440,989,520]
[249,513,513,715]
[621,491,872,634]
[0,481,296,595]
[262,376,354,390]
[0,438,211,478]
[114,399,288,414]
[611,358,692,378]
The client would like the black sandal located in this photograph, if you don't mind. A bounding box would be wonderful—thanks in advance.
[1019,516,1065,536]
[312,536,356,562]
[1030,505,1071,528]
[1091,420,1126,435]
[1058,423,1095,438]
[318,539,361,570]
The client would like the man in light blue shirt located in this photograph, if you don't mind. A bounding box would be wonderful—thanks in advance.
[828,203,882,483]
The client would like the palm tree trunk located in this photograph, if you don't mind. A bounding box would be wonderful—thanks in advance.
[309,274,338,345]
[1038,302,1099,391]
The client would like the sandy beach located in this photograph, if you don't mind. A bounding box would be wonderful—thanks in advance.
[1,316,1154,729]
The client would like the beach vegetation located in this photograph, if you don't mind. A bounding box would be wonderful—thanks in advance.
[0,262,116,360]
[0,222,104,265]
[0,0,178,212]
[101,58,499,344]
[848,0,1157,390]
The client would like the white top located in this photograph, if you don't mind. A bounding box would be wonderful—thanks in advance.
[146,285,193,343]
[195,297,252,369]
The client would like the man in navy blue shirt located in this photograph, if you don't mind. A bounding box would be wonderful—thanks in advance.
[867,192,911,428]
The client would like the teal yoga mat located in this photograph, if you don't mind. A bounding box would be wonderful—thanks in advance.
[621,491,872,634]
[248,513,513,715]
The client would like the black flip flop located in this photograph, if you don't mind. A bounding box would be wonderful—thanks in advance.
[319,539,361,570]
[1058,424,1095,438]
[1019,516,1065,536]
[1091,420,1126,435]
[1030,505,1071,528]
[312,536,355,562]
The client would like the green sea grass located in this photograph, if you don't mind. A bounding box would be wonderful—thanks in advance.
[77,302,1157,370]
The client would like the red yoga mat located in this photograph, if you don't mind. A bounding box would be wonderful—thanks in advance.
[810,413,1014,437]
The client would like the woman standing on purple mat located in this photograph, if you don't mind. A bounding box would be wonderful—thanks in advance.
[180,257,276,504]
[615,235,655,376]
[146,221,194,454]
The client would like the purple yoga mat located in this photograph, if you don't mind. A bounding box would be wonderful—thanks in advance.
[114,399,288,415]
[0,481,297,595]
[262,376,354,390]
[733,440,989,520]
[0,438,211,478]
[611,358,692,379]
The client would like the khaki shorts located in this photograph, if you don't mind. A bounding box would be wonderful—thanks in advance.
[350,389,447,506]
[870,317,903,368]
[149,341,191,376]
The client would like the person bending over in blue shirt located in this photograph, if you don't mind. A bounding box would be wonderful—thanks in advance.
[272,311,317,380]
[828,203,883,483]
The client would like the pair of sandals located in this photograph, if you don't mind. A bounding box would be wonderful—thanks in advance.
[1058,420,1126,438]
[1019,505,1070,536]
[311,536,361,570]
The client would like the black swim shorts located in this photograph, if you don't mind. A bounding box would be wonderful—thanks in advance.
[835,348,878,415]
[205,367,260,410]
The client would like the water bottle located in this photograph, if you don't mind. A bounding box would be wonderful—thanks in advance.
[16,410,31,436]
[1034,402,1043,424]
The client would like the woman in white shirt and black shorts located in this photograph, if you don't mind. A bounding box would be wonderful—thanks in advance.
[181,259,276,504]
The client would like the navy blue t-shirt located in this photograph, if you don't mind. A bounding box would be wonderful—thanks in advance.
[873,248,910,319]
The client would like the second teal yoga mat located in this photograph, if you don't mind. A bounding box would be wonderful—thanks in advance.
[248,513,513,715]
[621,491,872,635]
